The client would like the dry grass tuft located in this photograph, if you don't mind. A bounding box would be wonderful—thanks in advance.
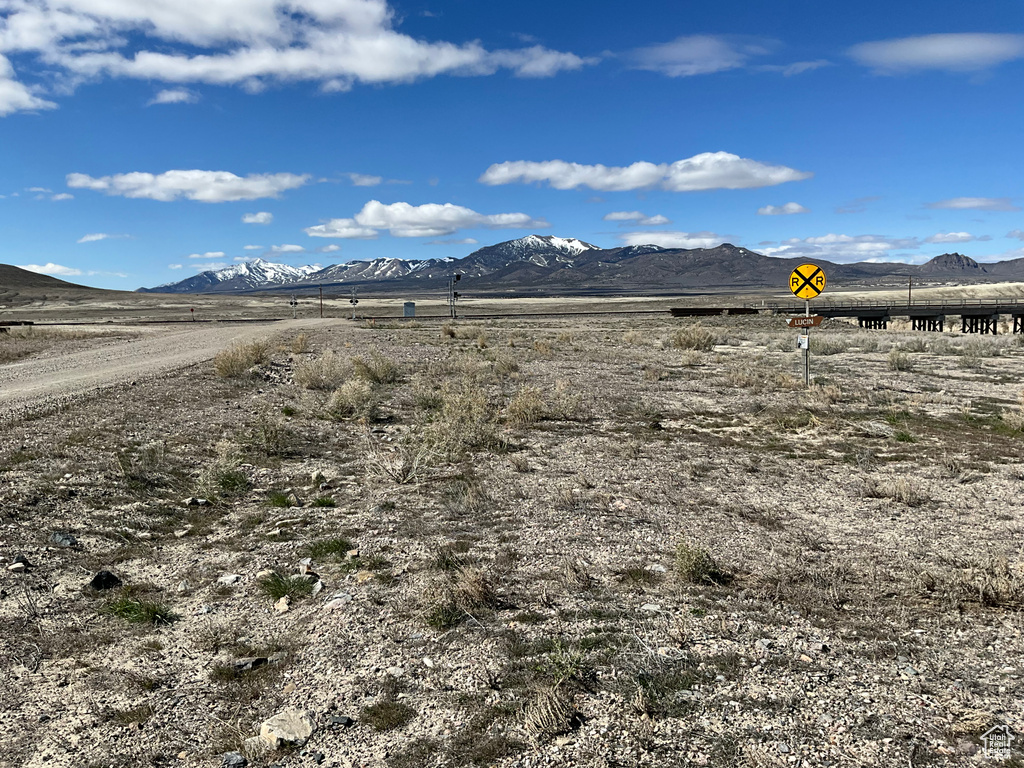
[326,379,377,420]
[453,566,497,609]
[666,323,716,351]
[213,339,271,378]
[505,386,546,427]
[676,541,731,585]
[294,349,348,390]
[887,348,912,372]
[290,333,310,354]
[352,352,401,384]
[860,475,929,506]
[365,430,439,484]
[522,686,581,738]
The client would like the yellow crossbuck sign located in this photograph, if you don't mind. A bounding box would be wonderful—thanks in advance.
[790,263,827,300]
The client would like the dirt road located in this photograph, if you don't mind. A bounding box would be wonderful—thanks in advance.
[0,319,339,422]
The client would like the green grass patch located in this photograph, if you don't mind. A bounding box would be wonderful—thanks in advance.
[104,595,179,626]
[306,537,354,560]
[257,571,315,601]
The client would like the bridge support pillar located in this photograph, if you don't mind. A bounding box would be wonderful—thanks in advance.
[1013,314,1024,334]
[910,315,944,332]
[858,316,890,330]
[961,314,998,335]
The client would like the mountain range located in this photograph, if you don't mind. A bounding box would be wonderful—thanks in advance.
[137,235,1024,295]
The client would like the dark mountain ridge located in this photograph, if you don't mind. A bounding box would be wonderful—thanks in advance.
[137,237,1019,296]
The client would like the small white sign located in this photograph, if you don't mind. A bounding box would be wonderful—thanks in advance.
[796,334,809,350]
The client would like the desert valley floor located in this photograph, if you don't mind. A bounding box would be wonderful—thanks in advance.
[0,307,1022,767]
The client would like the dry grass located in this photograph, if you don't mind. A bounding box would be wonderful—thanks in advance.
[887,348,912,372]
[676,542,731,585]
[364,431,439,484]
[505,386,545,427]
[294,350,348,390]
[326,379,377,420]
[665,323,716,351]
[213,339,271,378]
[860,475,929,506]
[352,352,401,384]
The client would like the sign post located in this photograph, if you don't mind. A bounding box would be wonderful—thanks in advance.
[789,263,827,386]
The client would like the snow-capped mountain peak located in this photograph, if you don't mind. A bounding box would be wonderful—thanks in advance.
[506,234,600,256]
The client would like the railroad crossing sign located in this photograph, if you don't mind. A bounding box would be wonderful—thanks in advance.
[790,263,827,300]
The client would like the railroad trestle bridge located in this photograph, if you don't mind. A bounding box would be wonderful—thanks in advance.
[670,300,1024,334]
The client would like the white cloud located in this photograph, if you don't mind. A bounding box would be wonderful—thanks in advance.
[67,169,310,202]
[758,202,809,216]
[850,34,1024,73]
[17,262,82,276]
[629,35,772,77]
[316,244,341,253]
[269,244,305,253]
[192,262,230,271]
[0,1,590,114]
[50,192,73,201]
[305,199,548,239]
[345,172,383,186]
[425,237,479,246]
[925,197,1019,212]
[835,196,881,214]
[188,251,226,259]
[0,55,57,116]
[603,211,671,226]
[243,244,263,250]
[168,263,183,269]
[924,231,990,244]
[481,152,811,192]
[761,233,921,262]
[77,232,128,243]
[487,45,599,78]
[619,231,729,249]
[761,60,832,76]
[242,211,273,224]
[1008,230,1024,241]
[27,186,51,193]
[148,88,198,105]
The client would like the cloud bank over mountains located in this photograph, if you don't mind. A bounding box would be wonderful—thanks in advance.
[481,152,811,192]
[305,200,549,239]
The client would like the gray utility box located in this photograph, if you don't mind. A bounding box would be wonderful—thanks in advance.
[403,302,416,318]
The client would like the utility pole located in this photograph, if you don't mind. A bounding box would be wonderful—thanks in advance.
[908,276,913,306]
[319,284,323,319]
[448,274,461,319]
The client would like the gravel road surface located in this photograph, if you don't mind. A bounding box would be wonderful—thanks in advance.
[0,319,337,423]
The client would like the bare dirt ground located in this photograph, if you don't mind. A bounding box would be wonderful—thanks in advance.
[0,303,1022,768]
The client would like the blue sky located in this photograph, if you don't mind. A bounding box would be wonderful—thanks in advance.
[1,0,1022,289]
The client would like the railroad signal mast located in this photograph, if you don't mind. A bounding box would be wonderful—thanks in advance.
[788,263,827,387]
[448,274,461,319]
[349,288,359,320]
